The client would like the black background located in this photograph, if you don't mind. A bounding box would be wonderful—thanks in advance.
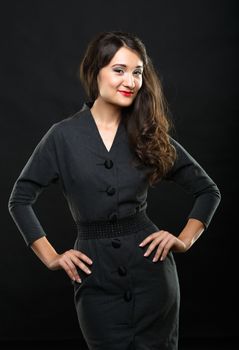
[1,0,238,348]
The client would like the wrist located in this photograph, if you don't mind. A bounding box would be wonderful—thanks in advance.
[177,236,192,251]
[177,218,205,251]
[30,237,59,269]
[45,252,60,270]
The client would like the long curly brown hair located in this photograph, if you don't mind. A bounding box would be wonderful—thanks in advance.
[79,31,177,187]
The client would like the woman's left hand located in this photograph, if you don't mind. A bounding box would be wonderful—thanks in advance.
[138,230,187,262]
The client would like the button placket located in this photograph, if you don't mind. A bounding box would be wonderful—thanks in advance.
[111,238,121,248]
[124,289,133,302]
[106,186,116,196]
[103,157,118,218]
[118,266,127,276]
[104,159,114,169]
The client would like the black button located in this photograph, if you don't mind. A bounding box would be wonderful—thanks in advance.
[108,212,118,221]
[106,186,116,196]
[111,238,121,248]
[118,266,127,276]
[104,159,113,169]
[124,290,132,302]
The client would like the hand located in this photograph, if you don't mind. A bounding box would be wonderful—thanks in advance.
[138,230,187,262]
[47,249,93,283]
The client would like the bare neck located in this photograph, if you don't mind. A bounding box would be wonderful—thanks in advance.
[90,99,122,127]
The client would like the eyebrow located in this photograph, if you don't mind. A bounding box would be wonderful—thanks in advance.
[111,64,143,69]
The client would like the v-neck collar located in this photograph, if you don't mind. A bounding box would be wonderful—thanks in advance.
[83,102,124,155]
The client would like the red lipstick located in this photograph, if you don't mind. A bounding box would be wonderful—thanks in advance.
[118,90,133,97]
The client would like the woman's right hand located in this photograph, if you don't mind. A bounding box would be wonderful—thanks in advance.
[47,249,93,283]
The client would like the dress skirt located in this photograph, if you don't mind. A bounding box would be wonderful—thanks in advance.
[72,210,180,350]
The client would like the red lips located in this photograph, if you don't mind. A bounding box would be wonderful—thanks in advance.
[118,90,133,96]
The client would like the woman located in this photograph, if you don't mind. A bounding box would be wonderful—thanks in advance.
[8,31,221,349]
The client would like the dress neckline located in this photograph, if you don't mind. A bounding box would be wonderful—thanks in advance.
[87,108,123,154]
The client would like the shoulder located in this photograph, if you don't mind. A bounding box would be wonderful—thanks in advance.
[169,136,185,151]
[167,135,204,179]
[169,136,195,160]
[45,108,90,140]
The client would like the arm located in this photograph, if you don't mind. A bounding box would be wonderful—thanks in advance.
[30,236,93,282]
[166,137,221,251]
[30,236,59,269]
[8,124,60,247]
[139,137,221,261]
[8,124,92,281]
[175,218,205,251]
[166,137,221,230]
[139,218,205,261]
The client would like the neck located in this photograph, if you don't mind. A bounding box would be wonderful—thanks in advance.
[90,98,122,127]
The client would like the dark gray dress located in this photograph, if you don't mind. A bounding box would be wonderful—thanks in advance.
[8,102,221,350]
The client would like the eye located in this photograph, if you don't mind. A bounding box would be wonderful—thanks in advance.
[134,70,142,76]
[113,68,143,75]
[113,68,124,74]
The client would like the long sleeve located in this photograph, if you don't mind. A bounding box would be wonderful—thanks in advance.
[165,137,221,229]
[8,124,60,247]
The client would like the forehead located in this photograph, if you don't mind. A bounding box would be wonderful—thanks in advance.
[109,46,143,67]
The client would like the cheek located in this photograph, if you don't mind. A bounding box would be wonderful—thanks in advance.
[110,76,122,88]
[99,76,121,93]
[136,78,143,90]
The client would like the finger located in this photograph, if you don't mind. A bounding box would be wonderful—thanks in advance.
[153,236,174,262]
[143,237,162,256]
[71,255,92,275]
[143,231,168,256]
[160,238,176,260]
[65,254,93,280]
[64,255,83,281]
[139,231,164,247]
[70,249,93,265]
[61,259,81,283]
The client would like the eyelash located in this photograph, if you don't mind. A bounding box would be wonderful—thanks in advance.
[113,69,142,76]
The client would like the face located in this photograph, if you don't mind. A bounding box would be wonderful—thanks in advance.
[96,46,143,107]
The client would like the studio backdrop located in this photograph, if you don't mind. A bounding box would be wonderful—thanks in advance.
[0,0,237,346]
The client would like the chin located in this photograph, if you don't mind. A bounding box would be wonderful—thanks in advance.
[115,98,134,107]
[118,100,133,105]
[103,96,134,108]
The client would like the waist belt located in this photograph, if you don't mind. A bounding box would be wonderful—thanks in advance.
[76,210,154,239]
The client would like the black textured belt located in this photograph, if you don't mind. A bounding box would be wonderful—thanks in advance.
[76,210,154,239]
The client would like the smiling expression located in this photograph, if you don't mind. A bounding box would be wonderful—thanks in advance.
[96,46,144,107]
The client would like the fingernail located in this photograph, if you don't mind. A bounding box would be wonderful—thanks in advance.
[87,270,91,274]
[89,261,93,264]
[144,252,148,256]
[139,243,143,246]
[77,278,81,283]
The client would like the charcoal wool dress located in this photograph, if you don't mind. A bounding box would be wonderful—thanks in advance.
[8,101,221,350]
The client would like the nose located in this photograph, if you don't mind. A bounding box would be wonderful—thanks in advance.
[123,73,135,89]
